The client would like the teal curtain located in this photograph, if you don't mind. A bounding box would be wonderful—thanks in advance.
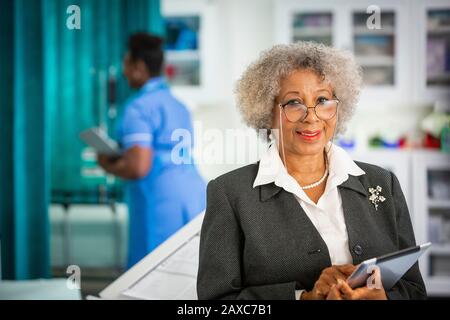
[0,0,50,280]
[0,1,15,278]
[0,0,163,280]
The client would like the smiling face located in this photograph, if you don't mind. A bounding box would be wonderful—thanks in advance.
[272,68,338,157]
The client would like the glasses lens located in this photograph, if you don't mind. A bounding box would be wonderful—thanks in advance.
[316,100,338,120]
[284,104,306,122]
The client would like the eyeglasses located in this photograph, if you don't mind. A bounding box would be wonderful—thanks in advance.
[279,98,339,122]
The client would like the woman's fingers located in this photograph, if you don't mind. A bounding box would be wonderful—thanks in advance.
[326,285,343,300]
[320,273,337,287]
[326,269,388,300]
[314,275,341,298]
[337,264,357,276]
[314,282,329,299]
[341,285,380,300]
[318,272,345,295]
[323,266,349,282]
[354,287,376,300]
[313,265,360,300]
[337,279,356,299]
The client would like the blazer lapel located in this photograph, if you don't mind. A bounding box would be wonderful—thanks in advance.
[259,182,283,202]
[259,175,374,270]
[260,183,332,280]
[338,174,375,264]
[338,174,368,196]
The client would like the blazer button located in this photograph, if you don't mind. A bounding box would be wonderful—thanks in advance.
[353,244,363,256]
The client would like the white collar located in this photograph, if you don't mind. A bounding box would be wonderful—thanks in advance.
[253,142,365,204]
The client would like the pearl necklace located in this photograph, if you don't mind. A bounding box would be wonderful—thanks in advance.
[300,166,329,190]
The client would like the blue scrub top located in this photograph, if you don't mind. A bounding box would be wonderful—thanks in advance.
[117,77,206,268]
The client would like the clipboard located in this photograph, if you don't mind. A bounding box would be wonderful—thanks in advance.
[79,127,120,156]
[346,242,431,290]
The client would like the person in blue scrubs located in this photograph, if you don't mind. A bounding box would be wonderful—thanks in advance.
[98,33,206,268]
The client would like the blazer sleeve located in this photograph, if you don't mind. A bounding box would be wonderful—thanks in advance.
[197,179,298,300]
[386,172,427,300]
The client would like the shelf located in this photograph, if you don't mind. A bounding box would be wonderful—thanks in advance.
[356,55,394,66]
[293,27,332,38]
[165,50,200,61]
[427,72,450,83]
[429,244,450,255]
[427,25,450,34]
[354,26,395,36]
[428,199,450,209]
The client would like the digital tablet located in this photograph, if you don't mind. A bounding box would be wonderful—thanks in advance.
[80,127,120,156]
[346,242,431,290]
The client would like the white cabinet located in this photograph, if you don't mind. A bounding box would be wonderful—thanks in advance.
[274,0,412,107]
[352,149,450,296]
[275,0,450,108]
[161,0,222,107]
[413,0,450,103]
[346,0,410,104]
[412,151,450,296]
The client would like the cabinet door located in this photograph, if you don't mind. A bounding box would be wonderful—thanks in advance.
[161,0,220,106]
[274,0,340,47]
[291,12,334,46]
[413,0,450,103]
[352,11,395,86]
[346,0,411,106]
[412,151,450,296]
[164,16,201,87]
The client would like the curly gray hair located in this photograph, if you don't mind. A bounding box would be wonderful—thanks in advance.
[235,41,363,137]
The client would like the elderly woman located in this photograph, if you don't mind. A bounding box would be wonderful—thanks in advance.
[197,42,426,300]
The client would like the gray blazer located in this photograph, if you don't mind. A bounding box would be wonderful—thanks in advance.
[197,161,426,300]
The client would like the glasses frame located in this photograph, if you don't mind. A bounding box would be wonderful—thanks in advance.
[279,98,340,123]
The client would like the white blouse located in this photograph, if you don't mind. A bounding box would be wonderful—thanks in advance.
[253,142,366,299]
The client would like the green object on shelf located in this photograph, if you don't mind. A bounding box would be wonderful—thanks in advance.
[369,136,384,148]
[441,124,450,153]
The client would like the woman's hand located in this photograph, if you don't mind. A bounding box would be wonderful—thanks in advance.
[326,268,387,300]
[301,264,356,300]
[97,154,114,172]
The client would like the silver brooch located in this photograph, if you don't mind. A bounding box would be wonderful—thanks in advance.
[368,186,386,211]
